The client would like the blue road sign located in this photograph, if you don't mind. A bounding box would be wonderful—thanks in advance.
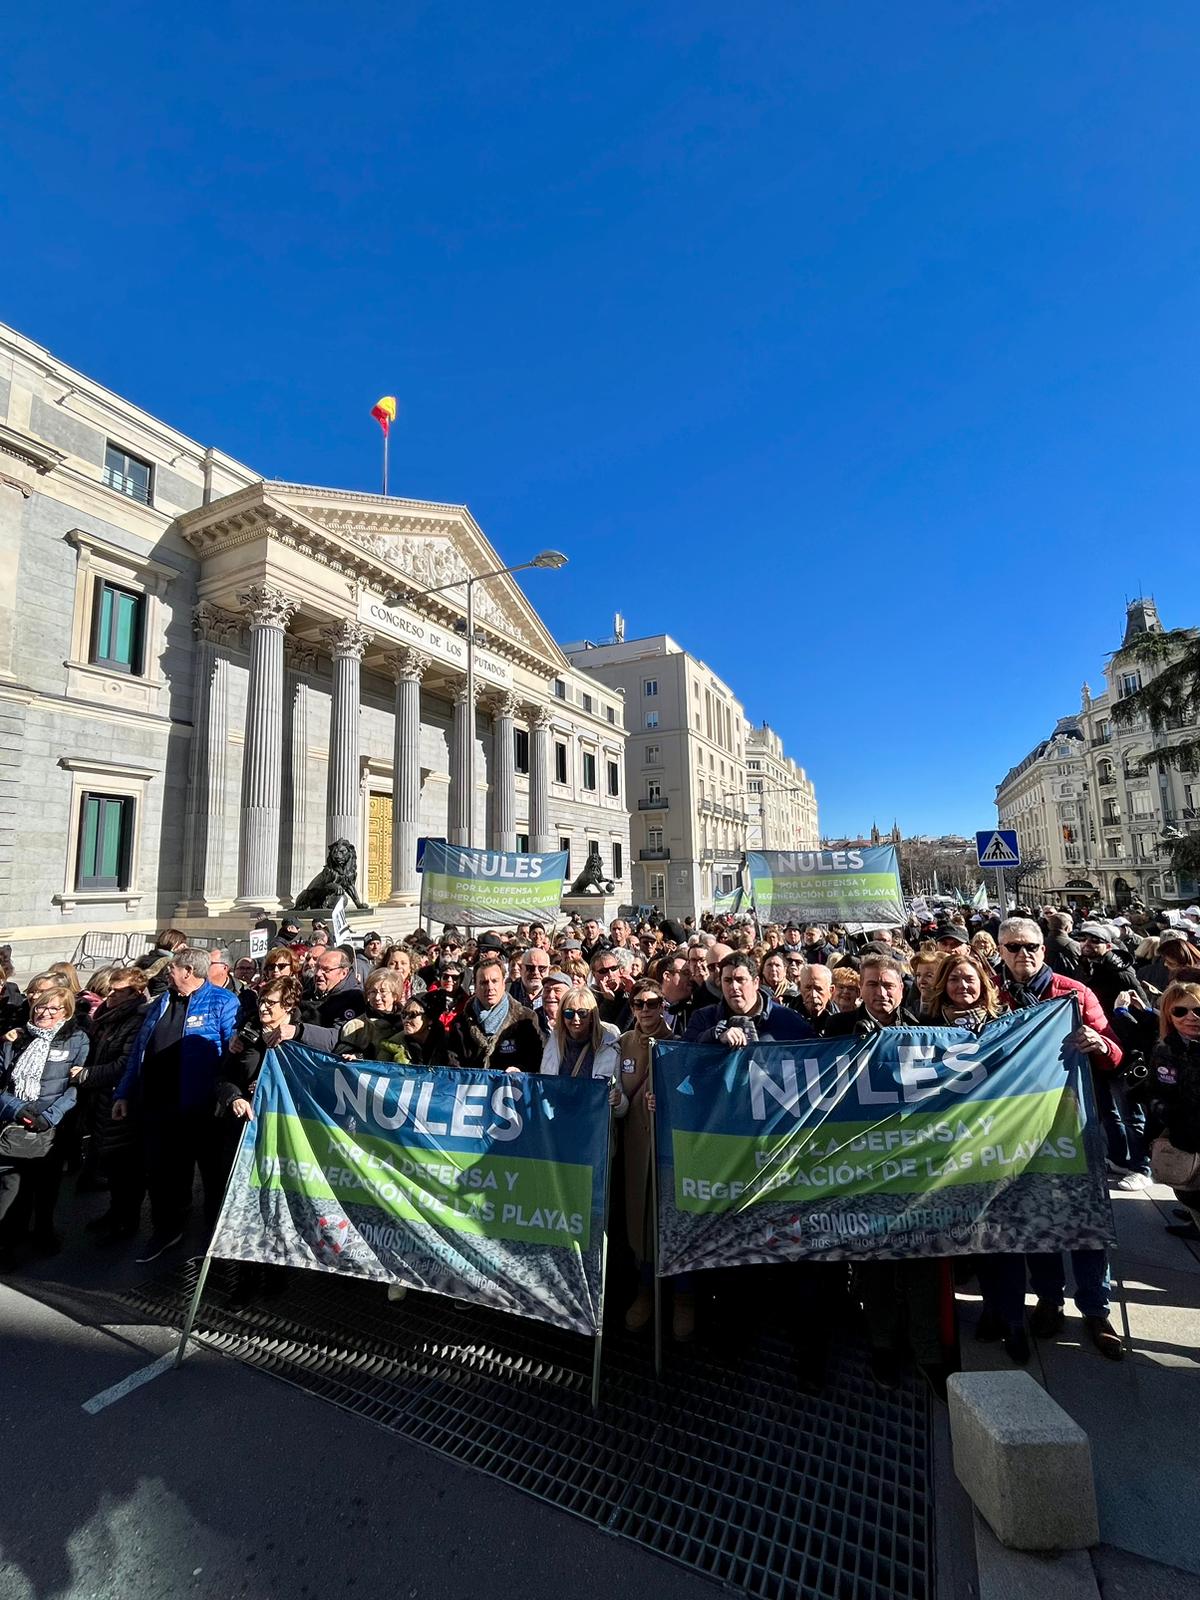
[415,835,447,873]
[976,829,1021,868]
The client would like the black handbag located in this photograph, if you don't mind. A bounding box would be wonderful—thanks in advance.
[0,1121,55,1160]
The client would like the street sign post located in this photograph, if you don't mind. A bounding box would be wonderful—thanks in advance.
[976,829,1020,912]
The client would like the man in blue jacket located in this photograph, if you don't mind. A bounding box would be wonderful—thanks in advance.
[114,947,240,1262]
[685,952,814,1044]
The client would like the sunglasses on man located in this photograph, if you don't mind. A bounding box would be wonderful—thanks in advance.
[1002,942,1042,954]
[631,996,662,1010]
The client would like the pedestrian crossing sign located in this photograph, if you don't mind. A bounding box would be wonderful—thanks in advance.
[976,829,1021,867]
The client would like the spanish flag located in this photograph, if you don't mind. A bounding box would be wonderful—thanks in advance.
[371,396,397,436]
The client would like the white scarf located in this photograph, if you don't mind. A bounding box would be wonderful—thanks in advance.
[11,1022,62,1103]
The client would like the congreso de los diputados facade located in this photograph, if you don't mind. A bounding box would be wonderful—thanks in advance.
[0,322,630,968]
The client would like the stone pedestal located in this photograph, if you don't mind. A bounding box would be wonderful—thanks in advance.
[560,892,624,928]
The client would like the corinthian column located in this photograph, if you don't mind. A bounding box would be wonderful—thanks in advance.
[320,619,373,848]
[235,584,298,908]
[448,680,483,847]
[385,647,430,904]
[489,691,520,852]
[180,602,242,911]
[528,705,555,854]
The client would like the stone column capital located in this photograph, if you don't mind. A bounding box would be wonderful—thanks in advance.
[320,619,374,661]
[455,678,485,708]
[192,601,244,648]
[385,646,432,684]
[528,703,556,731]
[238,584,299,630]
[488,690,522,720]
[284,635,319,674]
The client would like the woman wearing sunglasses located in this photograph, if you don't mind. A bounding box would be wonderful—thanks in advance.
[541,987,624,1107]
[615,979,677,1334]
[387,992,449,1066]
[0,981,89,1260]
[1143,981,1200,1241]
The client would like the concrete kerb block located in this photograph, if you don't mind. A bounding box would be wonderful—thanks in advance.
[947,1371,1100,1551]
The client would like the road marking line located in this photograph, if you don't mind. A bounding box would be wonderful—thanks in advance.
[82,1348,185,1414]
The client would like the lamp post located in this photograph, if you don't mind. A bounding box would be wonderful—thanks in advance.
[385,551,568,848]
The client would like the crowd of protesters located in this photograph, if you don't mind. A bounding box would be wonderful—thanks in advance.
[1,891,1197,1391]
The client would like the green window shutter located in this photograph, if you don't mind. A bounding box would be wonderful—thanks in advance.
[81,796,101,880]
[98,799,123,878]
[114,591,137,668]
[98,586,114,658]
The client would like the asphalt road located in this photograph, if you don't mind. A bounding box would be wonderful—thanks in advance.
[0,1272,717,1600]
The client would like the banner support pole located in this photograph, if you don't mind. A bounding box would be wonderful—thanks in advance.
[591,1103,616,1410]
[174,1113,255,1370]
[648,1041,663,1379]
[173,1248,217,1370]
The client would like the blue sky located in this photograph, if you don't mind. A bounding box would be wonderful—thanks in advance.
[4,2,1199,837]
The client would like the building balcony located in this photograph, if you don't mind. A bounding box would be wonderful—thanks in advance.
[1097,775,1115,788]
[639,847,671,860]
[699,798,713,813]
[638,796,668,810]
[1091,735,1111,747]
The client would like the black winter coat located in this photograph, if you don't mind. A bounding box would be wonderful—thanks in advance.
[75,999,149,1156]
[444,1000,543,1072]
[1083,952,1148,1019]
[1146,1036,1200,1153]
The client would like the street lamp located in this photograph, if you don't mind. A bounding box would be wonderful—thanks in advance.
[385,550,568,847]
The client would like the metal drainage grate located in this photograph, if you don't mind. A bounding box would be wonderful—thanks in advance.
[121,1263,934,1600]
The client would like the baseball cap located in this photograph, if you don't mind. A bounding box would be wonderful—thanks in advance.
[1079,921,1114,941]
[544,970,572,987]
[936,926,969,945]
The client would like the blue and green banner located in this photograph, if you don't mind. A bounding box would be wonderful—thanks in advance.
[748,846,905,927]
[419,842,569,929]
[211,1043,611,1335]
[653,998,1114,1272]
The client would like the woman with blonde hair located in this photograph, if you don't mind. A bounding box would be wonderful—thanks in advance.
[831,967,861,1013]
[0,981,88,1259]
[910,951,943,1016]
[921,950,1001,1026]
[541,986,624,1099]
[1143,980,1200,1241]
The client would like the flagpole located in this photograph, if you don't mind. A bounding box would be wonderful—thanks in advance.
[383,428,389,497]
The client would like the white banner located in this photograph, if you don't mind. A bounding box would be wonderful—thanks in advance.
[358,590,513,689]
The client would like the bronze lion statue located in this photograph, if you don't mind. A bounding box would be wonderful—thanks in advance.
[292,837,368,912]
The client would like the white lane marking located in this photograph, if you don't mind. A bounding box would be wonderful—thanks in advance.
[82,1348,186,1414]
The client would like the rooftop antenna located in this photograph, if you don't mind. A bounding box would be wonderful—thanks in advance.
[613,611,625,643]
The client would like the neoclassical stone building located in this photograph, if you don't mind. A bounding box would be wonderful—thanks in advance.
[0,323,629,967]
